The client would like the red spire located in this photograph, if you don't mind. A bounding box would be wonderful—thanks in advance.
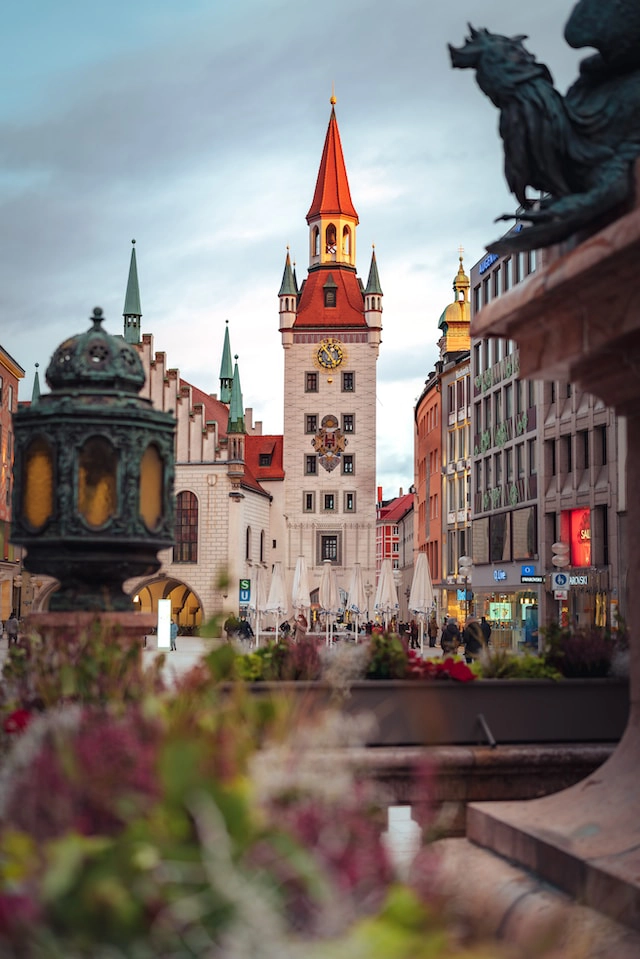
[306,106,359,224]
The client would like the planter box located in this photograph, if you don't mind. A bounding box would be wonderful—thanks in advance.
[247,679,629,746]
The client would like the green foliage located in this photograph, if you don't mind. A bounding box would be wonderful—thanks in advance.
[364,633,408,680]
[472,649,561,680]
[0,621,165,717]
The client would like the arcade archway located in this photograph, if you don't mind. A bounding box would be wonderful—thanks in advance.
[130,577,203,634]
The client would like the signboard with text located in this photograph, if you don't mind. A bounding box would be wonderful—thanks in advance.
[239,579,251,605]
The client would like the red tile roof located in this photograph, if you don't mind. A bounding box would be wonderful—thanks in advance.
[183,380,230,439]
[294,268,366,329]
[245,434,285,482]
[378,493,414,524]
[306,107,358,223]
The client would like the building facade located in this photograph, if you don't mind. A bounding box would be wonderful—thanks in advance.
[414,256,471,623]
[469,240,625,642]
[376,489,414,621]
[0,347,24,620]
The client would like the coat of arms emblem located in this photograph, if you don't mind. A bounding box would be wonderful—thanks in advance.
[312,414,347,472]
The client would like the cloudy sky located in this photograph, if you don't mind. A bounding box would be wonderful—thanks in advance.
[1,0,585,497]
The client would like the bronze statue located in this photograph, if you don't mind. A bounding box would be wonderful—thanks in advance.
[449,1,640,253]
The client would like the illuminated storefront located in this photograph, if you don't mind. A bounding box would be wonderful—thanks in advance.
[556,508,609,629]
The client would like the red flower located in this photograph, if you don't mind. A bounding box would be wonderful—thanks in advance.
[442,658,476,682]
[3,709,33,735]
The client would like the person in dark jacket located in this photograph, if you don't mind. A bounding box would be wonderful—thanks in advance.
[480,616,492,644]
[462,617,486,663]
[441,618,461,654]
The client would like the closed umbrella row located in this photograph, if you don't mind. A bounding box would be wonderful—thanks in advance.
[246,553,436,649]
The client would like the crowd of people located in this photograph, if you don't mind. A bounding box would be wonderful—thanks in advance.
[224,609,494,659]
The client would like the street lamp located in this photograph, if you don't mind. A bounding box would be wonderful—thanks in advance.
[364,581,372,621]
[459,555,473,619]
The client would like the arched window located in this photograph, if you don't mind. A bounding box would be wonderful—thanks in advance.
[342,226,351,256]
[313,227,320,257]
[174,491,198,563]
[246,525,252,561]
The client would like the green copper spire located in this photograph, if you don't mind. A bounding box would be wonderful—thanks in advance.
[364,245,383,296]
[278,247,298,296]
[219,320,233,403]
[31,363,41,404]
[123,239,142,344]
[227,355,245,434]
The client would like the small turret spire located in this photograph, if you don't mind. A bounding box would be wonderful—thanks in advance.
[364,245,383,296]
[278,247,298,297]
[227,354,245,434]
[219,320,233,403]
[31,363,41,404]
[123,239,142,345]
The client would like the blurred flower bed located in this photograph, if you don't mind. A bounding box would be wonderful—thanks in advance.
[0,627,598,956]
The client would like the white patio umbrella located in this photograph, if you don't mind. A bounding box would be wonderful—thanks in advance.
[264,561,289,637]
[346,562,366,641]
[319,559,341,645]
[291,556,311,634]
[374,558,400,630]
[408,551,435,653]
[249,565,269,647]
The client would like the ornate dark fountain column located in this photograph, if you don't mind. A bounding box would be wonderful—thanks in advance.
[11,307,175,644]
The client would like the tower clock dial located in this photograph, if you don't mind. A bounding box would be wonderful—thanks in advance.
[315,337,346,370]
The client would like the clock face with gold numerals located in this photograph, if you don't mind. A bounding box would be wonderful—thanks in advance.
[315,337,346,370]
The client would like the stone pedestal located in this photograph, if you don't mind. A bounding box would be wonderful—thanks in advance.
[467,168,640,931]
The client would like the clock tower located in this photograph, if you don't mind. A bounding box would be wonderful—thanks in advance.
[280,98,382,609]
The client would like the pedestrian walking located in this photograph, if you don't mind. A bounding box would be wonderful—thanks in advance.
[294,613,308,643]
[170,619,178,651]
[462,616,486,663]
[5,613,19,647]
[480,616,492,645]
[440,617,461,655]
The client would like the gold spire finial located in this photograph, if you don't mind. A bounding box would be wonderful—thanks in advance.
[458,244,464,262]
[330,81,336,106]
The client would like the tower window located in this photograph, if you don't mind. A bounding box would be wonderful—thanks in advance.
[303,491,315,512]
[305,372,318,392]
[342,371,354,392]
[342,455,354,475]
[313,227,320,257]
[324,288,336,307]
[342,414,355,433]
[344,491,356,512]
[323,493,336,512]
[305,414,318,433]
[305,455,317,475]
[342,226,351,256]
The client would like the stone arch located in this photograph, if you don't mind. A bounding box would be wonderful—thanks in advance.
[130,575,204,635]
